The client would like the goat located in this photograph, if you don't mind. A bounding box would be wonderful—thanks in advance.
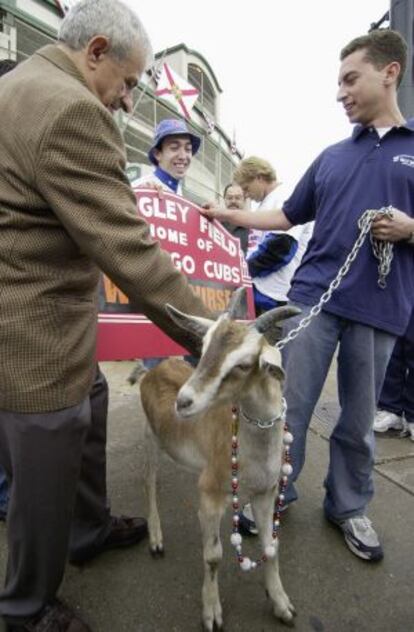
[140,288,299,630]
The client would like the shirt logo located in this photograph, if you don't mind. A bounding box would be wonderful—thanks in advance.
[393,154,414,168]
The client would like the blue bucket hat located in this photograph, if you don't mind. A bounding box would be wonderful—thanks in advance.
[148,119,201,166]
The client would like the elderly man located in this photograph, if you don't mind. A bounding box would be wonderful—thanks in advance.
[220,183,249,256]
[0,58,18,525]
[0,1,211,630]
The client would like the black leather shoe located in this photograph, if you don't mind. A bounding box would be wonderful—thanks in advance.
[6,598,91,631]
[70,515,148,565]
[0,508,6,522]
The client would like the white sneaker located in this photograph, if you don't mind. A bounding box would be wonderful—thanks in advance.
[408,422,414,442]
[238,499,289,536]
[328,515,383,561]
[373,409,403,433]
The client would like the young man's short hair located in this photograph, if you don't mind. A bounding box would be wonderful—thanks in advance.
[340,29,407,87]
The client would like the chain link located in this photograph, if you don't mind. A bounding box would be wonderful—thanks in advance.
[275,206,395,350]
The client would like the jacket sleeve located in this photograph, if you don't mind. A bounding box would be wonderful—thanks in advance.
[247,233,298,278]
[35,98,211,354]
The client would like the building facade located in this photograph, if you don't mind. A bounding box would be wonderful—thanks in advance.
[0,0,241,203]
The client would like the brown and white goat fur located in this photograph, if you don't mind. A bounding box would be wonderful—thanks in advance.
[140,290,299,630]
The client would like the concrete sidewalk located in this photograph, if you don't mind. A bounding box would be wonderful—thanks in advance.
[1,360,413,631]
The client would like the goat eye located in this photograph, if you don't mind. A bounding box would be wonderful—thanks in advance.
[235,363,252,372]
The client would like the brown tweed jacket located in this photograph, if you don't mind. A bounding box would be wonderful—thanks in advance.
[0,45,209,413]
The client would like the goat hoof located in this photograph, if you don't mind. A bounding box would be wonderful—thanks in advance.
[277,606,297,627]
[149,544,164,557]
[201,611,224,632]
[201,621,223,632]
[281,618,295,628]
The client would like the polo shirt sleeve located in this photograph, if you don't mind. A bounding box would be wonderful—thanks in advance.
[282,156,321,226]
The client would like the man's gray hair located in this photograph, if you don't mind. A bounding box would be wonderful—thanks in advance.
[58,0,153,64]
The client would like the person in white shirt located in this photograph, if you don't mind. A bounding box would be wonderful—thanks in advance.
[235,156,313,315]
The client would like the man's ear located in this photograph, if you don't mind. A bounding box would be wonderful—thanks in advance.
[153,148,162,164]
[86,36,111,67]
[384,60,401,87]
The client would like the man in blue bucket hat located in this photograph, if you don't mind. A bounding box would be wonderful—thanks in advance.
[128,119,202,379]
[134,118,201,194]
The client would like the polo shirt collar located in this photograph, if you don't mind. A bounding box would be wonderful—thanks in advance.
[154,167,180,193]
[352,118,414,140]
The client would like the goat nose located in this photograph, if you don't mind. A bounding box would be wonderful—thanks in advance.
[176,393,194,412]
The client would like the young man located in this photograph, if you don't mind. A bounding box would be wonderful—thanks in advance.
[131,118,201,372]
[0,2,211,630]
[233,156,313,314]
[202,29,414,562]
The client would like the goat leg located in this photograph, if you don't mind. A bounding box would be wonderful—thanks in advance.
[198,488,226,631]
[143,425,164,556]
[251,491,296,625]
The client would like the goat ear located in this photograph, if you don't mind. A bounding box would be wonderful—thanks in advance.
[166,304,215,339]
[259,345,285,380]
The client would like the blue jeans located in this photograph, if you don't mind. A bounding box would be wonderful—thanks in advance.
[282,304,396,521]
[378,309,414,424]
[0,466,9,513]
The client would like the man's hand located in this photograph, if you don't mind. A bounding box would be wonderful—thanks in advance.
[200,202,233,222]
[371,208,414,242]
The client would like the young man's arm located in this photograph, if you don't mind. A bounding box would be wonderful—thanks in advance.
[201,204,292,231]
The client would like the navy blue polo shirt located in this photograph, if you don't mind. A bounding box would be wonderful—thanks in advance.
[283,120,414,336]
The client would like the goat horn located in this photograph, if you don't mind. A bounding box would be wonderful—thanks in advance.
[226,286,246,319]
[254,305,302,333]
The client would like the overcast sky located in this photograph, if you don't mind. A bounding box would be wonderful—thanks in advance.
[124,0,389,196]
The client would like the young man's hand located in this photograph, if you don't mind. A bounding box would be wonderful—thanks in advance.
[371,208,414,242]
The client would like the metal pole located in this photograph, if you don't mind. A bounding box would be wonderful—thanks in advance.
[390,0,414,118]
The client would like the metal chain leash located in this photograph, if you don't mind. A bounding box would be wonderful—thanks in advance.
[275,206,395,351]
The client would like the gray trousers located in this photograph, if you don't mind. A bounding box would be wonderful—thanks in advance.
[282,305,396,521]
[0,367,111,621]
